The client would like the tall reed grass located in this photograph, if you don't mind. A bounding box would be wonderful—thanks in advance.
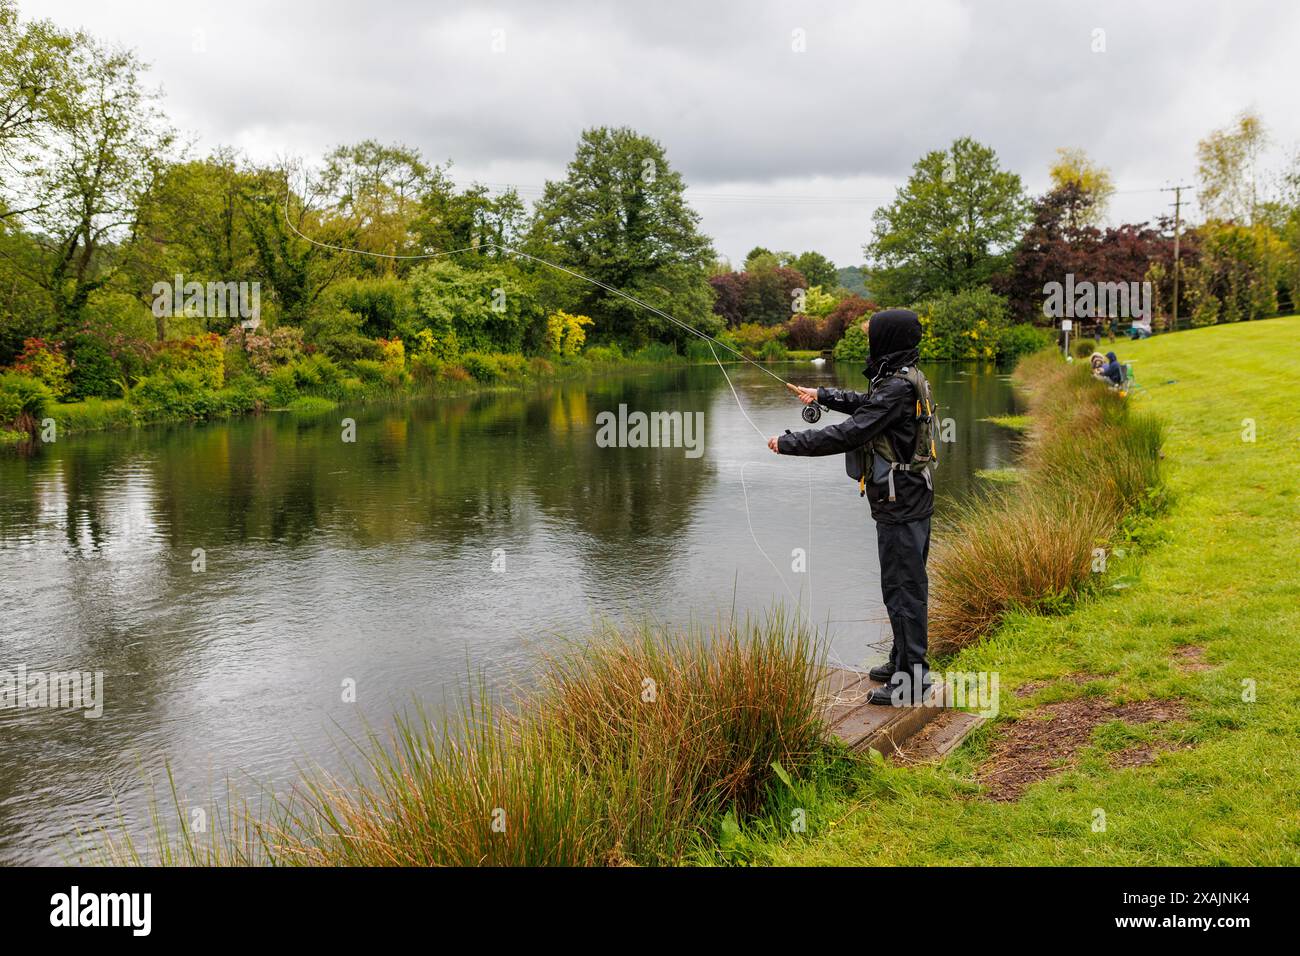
[96,612,826,866]
[929,352,1163,654]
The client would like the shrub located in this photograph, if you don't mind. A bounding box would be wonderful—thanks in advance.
[528,356,555,377]
[268,366,298,406]
[132,369,217,420]
[151,333,225,388]
[0,372,52,430]
[758,339,788,362]
[998,323,1053,363]
[410,351,443,385]
[494,354,529,379]
[10,338,72,399]
[832,323,869,362]
[318,332,382,366]
[632,342,678,363]
[352,359,386,385]
[461,352,501,382]
[730,323,785,357]
[438,364,472,383]
[1071,337,1098,359]
[584,344,624,364]
[227,325,305,378]
[915,287,1010,361]
[544,311,594,357]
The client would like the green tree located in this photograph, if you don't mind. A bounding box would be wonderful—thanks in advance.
[1048,147,1114,227]
[0,26,172,332]
[790,250,837,288]
[866,136,1028,303]
[1197,111,1267,225]
[528,126,717,346]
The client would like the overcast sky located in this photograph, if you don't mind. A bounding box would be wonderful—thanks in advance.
[36,0,1300,267]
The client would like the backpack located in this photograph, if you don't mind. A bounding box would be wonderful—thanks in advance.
[843,365,938,501]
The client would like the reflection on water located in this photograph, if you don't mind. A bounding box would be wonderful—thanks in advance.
[0,361,1020,863]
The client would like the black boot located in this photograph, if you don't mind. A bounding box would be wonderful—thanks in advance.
[867,662,893,683]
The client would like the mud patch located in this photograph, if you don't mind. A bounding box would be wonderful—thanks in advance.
[978,697,1188,801]
[1173,645,1213,672]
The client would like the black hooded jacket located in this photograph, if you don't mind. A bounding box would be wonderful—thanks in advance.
[776,309,935,524]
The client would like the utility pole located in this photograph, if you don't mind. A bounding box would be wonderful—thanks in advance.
[1162,184,1192,332]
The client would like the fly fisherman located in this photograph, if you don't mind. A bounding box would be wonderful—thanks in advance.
[767,309,936,706]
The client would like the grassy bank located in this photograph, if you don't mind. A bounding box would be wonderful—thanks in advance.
[730,316,1300,865]
[96,614,826,866]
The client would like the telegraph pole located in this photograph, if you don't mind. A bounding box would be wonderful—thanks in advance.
[1162,184,1192,332]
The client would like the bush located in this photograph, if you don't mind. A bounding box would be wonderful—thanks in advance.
[528,356,555,377]
[9,338,72,399]
[438,364,472,383]
[998,323,1053,363]
[151,333,225,388]
[461,352,501,382]
[584,344,624,364]
[132,369,217,420]
[494,354,529,379]
[318,332,382,366]
[352,359,386,385]
[758,339,788,362]
[915,287,1010,361]
[410,351,443,385]
[632,342,678,363]
[832,323,869,362]
[1071,337,1099,359]
[0,372,52,428]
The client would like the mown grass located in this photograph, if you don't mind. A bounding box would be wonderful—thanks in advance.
[95,612,826,866]
[732,316,1300,865]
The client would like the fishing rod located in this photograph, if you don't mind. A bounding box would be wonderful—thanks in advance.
[278,188,829,426]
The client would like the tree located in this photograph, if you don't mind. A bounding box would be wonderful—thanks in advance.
[1197,111,1267,225]
[528,126,717,345]
[790,250,837,288]
[0,0,75,221]
[1048,147,1115,227]
[0,28,173,332]
[865,136,1028,303]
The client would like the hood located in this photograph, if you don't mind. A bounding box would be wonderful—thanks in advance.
[864,308,923,379]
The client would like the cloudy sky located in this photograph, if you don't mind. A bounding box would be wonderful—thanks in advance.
[37,0,1300,267]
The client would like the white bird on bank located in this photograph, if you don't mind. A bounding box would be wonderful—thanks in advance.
[810,357,826,365]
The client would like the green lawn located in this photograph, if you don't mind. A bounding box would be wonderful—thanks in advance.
[750,317,1300,866]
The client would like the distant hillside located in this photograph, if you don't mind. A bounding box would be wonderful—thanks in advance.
[836,265,869,297]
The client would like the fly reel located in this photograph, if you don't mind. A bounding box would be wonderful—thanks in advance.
[801,403,823,424]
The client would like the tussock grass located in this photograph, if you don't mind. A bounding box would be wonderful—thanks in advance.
[97,612,826,866]
[931,352,1164,654]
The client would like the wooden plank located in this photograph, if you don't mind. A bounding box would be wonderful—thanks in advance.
[892,710,987,763]
[824,680,949,756]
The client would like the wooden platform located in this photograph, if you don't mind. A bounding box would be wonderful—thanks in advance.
[818,666,985,758]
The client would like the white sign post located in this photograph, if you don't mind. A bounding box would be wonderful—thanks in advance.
[1061,319,1073,358]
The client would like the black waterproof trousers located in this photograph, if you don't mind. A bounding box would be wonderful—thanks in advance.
[876,516,931,679]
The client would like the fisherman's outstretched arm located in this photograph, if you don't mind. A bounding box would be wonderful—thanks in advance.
[775,380,908,456]
[816,387,872,415]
